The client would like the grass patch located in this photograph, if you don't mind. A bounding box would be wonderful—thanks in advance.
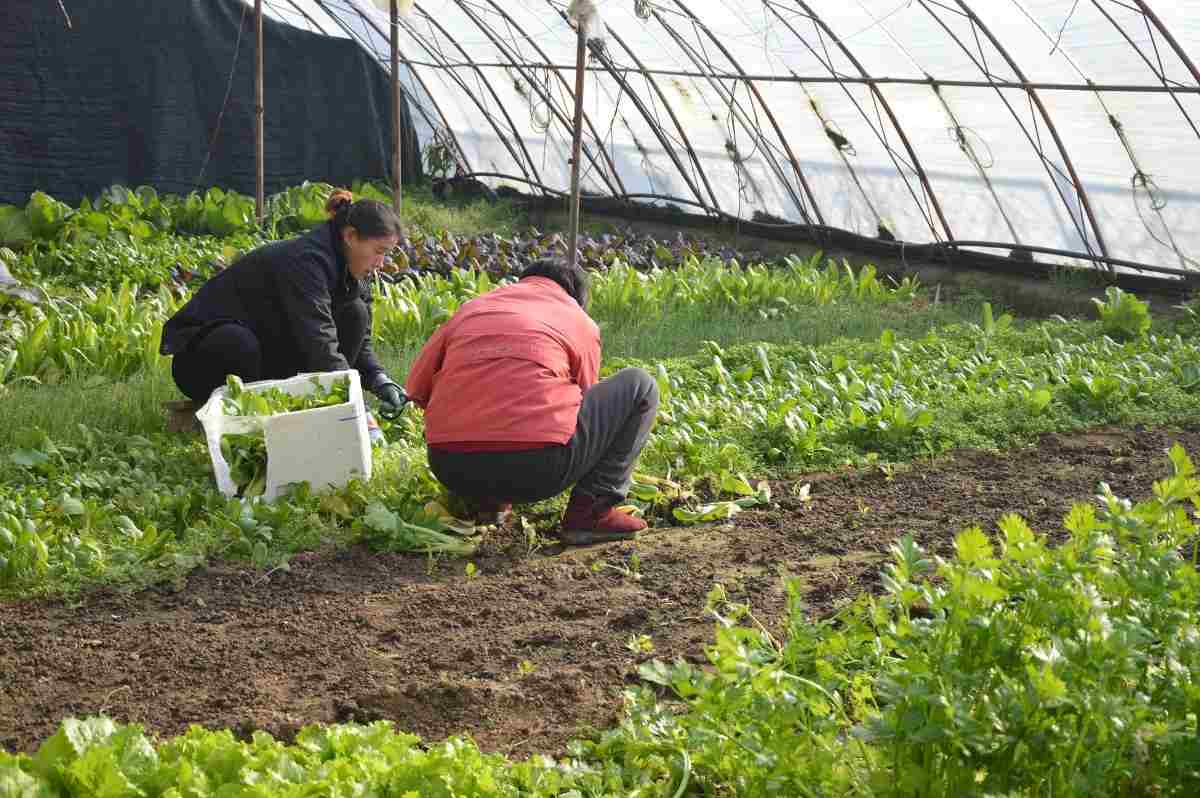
[0,371,176,451]
[598,297,982,360]
[398,184,526,238]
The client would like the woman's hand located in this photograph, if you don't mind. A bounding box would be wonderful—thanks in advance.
[373,381,409,420]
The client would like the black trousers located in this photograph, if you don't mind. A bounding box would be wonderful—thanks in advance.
[427,368,660,506]
[171,299,370,403]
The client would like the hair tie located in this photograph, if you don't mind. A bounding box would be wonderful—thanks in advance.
[326,189,354,218]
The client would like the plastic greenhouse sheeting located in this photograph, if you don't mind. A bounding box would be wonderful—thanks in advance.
[177,2,1200,273]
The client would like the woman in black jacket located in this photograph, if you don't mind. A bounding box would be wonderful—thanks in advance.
[160,191,407,417]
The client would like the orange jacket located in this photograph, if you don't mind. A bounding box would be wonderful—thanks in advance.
[404,277,601,449]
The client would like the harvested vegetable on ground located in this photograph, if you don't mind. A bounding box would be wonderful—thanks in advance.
[219,374,352,497]
[361,501,477,556]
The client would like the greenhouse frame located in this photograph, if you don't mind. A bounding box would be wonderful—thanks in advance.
[250,0,1200,279]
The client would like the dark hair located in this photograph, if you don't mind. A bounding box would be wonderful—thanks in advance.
[520,257,589,308]
[325,191,402,240]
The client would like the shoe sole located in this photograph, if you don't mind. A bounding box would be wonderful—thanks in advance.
[560,528,640,546]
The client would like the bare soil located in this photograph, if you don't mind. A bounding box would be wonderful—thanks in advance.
[2,425,1196,757]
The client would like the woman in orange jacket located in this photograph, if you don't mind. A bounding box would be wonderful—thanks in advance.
[403,258,659,545]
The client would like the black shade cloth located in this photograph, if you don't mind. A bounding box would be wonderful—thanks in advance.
[0,0,422,205]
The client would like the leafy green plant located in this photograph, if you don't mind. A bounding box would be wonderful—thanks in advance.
[1064,371,1138,412]
[0,507,50,583]
[21,233,259,289]
[264,181,338,237]
[25,191,73,240]
[1021,385,1054,414]
[0,281,180,387]
[586,254,919,324]
[1093,286,1151,340]
[845,399,935,455]
[0,205,33,247]
[977,300,1013,337]
[854,444,1200,794]
[606,446,1200,796]
[372,268,500,346]
[171,187,257,238]
[1175,292,1200,336]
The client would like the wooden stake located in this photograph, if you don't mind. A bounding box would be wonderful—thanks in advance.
[254,0,264,224]
[391,0,402,215]
[567,20,588,269]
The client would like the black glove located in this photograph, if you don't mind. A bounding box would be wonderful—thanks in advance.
[373,381,408,420]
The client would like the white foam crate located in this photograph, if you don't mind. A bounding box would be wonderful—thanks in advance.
[195,369,372,501]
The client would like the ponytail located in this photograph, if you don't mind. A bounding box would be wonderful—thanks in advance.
[326,189,355,221]
[326,189,402,240]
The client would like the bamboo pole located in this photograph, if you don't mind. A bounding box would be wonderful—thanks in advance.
[391,0,402,215]
[254,0,264,224]
[566,19,588,269]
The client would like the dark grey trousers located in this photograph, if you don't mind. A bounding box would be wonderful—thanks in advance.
[428,367,660,505]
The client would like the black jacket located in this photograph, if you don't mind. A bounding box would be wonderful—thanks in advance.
[160,221,387,389]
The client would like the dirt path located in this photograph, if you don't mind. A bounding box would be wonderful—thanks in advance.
[2,426,1196,756]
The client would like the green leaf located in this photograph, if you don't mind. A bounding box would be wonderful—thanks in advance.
[10,450,50,469]
[1093,286,1151,340]
[114,516,142,539]
[319,495,353,519]
[999,513,1039,561]
[69,726,157,798]
[1168,442,1195,479]
[1027,388,1052,413]
[80,212,111,237]
[673,501,742,525]
[962,574,1006,605]
[128,221,153,241]
[0,206,33,248]
[1064,503,1096,536]
[755,480,772,504]
[637,660,673,687]
[718,470,756,497]
[755,344,773,382]
[25,192,71,240]
[1029,663,1068,705]
[0,759,47,798]
[954,526,993,566]
[59,496,86,516]
[66,750,136,798]
[363,502,399,534]
[32,718,119,783]
[629,482,660,502]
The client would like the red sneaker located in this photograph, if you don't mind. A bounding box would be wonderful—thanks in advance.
[560,493,646,546]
